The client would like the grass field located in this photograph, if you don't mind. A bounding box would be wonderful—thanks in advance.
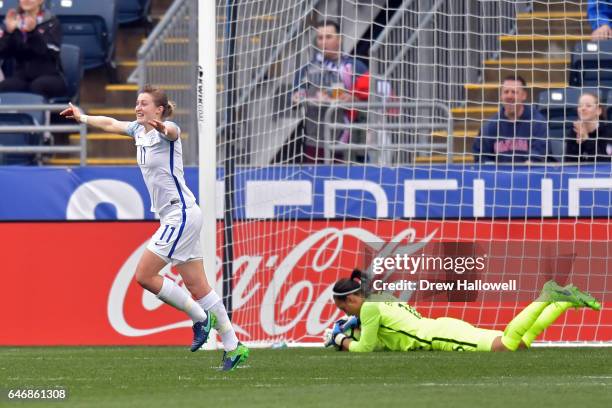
[1,347,611,407]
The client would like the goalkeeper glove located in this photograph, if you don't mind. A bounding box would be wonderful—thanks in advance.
[340,316,360,332]
[324,320,349,349]
[324,330,348,349]
[324,320,343,347]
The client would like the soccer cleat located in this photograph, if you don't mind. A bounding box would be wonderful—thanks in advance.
[222,342,250,371]
[190,312,217,352]
[564,284,602,311]
[537,280,575,304]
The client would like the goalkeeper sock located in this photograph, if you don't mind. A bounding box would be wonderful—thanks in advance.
[501,301,549,351]
[521,302,572,347]
[157,277,207,323]
[197,291,239,351]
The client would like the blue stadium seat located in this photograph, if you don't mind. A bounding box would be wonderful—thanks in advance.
[537,87,606,162]
[538,87,606,128]
[570,40,612,87]
[0,92,46,165]
[118,0,151,25]
[0,0,18,15]
[48,0,118,71]
[50,44,83,104]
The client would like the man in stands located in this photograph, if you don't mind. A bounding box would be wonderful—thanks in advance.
[291,20,368,162]
[472,76,548,164]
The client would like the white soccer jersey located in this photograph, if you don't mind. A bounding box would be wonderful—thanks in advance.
[126,121,196,214]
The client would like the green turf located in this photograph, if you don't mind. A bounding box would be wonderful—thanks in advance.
[1,347,611,407]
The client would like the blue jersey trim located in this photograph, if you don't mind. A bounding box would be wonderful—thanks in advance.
[167,140,187,258]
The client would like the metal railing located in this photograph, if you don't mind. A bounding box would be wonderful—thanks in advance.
[217,0,324,163]
[0,104,87,165]
[321,101,453,165]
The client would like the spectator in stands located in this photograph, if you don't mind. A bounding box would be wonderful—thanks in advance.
[291,20,368,162]
[588,0,612,40]
[0,0,66,99]
[472,76,548,163]
[565,91,612,162]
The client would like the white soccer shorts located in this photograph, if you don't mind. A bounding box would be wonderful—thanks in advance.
[147,204,203,265]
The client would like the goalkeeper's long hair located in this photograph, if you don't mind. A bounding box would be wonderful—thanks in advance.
[332,269,364,301]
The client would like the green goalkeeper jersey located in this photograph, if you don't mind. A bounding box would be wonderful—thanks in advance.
[349,301,427,352]
[348,300,501,352]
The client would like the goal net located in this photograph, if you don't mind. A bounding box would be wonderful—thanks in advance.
[204,0,611,347]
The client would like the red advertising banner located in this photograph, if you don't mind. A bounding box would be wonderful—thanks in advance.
[0,220,609,345]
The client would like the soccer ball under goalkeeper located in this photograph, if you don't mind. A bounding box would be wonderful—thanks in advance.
[343,325,361,341]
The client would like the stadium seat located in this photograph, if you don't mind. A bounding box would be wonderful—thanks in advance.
[48,0,118,71]
[537,87,606,162]
[118,0,151,25]
[50,44,83,104]
[0,0,18,15]
[0,92,46,165]
[537,87,606,127]
[570,40,612,87]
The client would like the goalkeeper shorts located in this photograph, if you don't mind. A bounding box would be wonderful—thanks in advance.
[420,317,503,352]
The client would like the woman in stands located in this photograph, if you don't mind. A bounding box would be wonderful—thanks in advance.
[565,92,612,162]
[326,270,600,352]
[60,87,249,371]
[0,0,67,99]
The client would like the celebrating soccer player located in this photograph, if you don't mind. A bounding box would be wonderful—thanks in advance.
[326,270,601,352]
[60,87,249,371]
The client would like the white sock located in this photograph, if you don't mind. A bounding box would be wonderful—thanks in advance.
[157,277,207,323]
[197,291,239,351]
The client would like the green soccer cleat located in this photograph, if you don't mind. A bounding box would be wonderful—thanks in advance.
[564,284,602,311]
[222,342,250,371]
[190,312,217,352]
[537,280,576,304]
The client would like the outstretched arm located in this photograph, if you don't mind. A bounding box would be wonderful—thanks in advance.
[147,119,179,141]
[60,103,130,134]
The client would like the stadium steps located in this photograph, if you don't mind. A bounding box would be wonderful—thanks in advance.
[79,0,280,165]
[532,1,583,13]
[430,131,480,159]
[499,34,590,57]
[44,157,137,166]
[431,130,479,138]
[516,11,589,35]
[483,57,570,67]
[103,84,190,106]
[52,0,177,164]
[483,63,568,83]
[116,60,191,81]
[446,3,589,158]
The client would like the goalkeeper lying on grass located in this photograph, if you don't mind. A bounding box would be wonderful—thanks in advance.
[325,270,601,352]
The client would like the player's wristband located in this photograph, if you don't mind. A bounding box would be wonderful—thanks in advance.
[79,114,88,124]
[333,333,347,348]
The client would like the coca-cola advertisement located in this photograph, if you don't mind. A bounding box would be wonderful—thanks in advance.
[0,220,609,345]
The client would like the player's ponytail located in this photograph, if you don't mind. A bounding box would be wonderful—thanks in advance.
[165,100,175,118]
[332,269,363,300]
